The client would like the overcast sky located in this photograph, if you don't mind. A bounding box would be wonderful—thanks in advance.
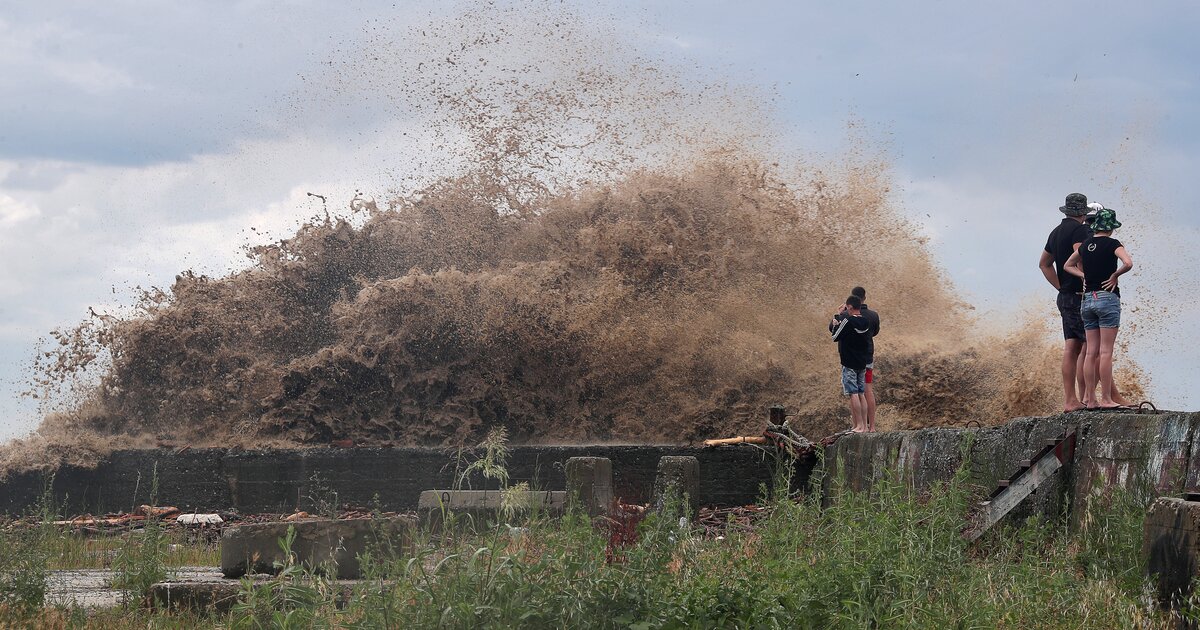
[2,1,1198,440]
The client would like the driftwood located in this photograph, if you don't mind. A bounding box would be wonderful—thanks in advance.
[702,436,771,447]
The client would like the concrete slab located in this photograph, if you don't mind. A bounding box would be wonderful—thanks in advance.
[220,516,414,579]
[1144,497,1200,609]
[46,566,220,610]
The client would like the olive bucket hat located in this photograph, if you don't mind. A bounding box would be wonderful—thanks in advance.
[1092,208,1122,232]
[1060,192,1089,216]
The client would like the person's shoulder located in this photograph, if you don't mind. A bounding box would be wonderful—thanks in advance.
[1070,222,1090,241]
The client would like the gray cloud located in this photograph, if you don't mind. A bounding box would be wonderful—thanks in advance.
[2,0,1198,438]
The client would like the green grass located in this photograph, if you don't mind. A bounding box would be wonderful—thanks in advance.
[217,468,1173,629]
[39,530,220,571]
[0,455,1184,628]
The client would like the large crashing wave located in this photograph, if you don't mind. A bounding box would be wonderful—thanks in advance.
[3,1,1109,469]
[21,158,1066,455]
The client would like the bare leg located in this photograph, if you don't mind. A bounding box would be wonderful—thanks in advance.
[849,394,866,432]
[1062,339,1086,411]
[865,379,877,432]
[1076,344,1093,408]
[1083,329,1101,409]
[1097,327,1120,407]
[1111,381,1132,407]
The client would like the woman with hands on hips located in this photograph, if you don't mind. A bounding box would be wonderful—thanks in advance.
[1064,207,1134,410]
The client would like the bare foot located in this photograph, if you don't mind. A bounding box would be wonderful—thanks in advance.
[1064,403,1087,412]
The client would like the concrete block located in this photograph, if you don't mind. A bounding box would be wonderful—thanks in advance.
[821,431,906,501]
[220,516,414,579]
[149,580,242,614]
[1075,413,1195,521]
[566,457,613,516]
[417,490,566,528]
[899,427,970,492]
[1144,497,1200,609]
[653,456,699,519]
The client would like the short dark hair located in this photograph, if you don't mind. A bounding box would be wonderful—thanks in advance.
[851,286,866,299]
[845,295,863,309]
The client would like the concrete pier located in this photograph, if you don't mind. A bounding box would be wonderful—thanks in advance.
[653,456,700,519]
[1144,497,1200,609]
[565,457,613,516]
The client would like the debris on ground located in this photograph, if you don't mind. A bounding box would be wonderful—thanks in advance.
[176,513,223,525]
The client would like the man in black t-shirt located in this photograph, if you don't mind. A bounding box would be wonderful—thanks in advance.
[1039,193,1090,412]
[830,295,872,432]
[850,286,880,432]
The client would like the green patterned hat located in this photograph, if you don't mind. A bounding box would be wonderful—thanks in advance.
[1092,208,1121,231]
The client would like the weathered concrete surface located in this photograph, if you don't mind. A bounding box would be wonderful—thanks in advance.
[565,457,613,516]
[653,456,700,519]
[821,430,905,501]
[1144,497,1200,609]
[46,566,220,609]
[898,427,970,493]
[149,579,241,614]
[220,516,414,579]
[1074,412,1198,521]
[821,412,1199,530]
[149,577,358,614]
[1,445,787,516]
[417,490,566,528]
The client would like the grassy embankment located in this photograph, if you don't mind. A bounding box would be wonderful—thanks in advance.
[0,448,1190,628]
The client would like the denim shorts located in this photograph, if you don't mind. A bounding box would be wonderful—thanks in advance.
[1081,290,1120,330]
[841,366,866,395]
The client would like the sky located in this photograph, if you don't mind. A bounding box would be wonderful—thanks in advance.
[2,1,1198,440]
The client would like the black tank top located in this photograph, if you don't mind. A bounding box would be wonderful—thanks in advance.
[1079,235,1122,296]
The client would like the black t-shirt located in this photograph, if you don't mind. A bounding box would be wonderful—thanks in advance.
[830,313,872,370]
[859,304,881,363]
[1079,235,1123,296]
[1045,218,1090,293]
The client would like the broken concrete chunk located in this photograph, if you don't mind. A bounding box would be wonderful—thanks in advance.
[176,513,224,525]
[653,456,699,520]
[220,516,414,579]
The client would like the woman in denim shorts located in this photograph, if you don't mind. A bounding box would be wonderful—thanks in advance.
[1064,208,1134,409]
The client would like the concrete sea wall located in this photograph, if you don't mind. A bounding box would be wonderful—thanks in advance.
[823,411,1200,520]
[0,445,794,516]
[1,410,1195,517]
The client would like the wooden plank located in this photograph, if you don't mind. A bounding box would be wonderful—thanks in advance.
[967,452,1064,541]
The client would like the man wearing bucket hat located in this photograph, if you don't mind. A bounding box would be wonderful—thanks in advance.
[1064,207,1134,410]
[1039,193,1092,412]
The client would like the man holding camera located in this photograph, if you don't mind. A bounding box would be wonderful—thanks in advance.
[830,295,873,432]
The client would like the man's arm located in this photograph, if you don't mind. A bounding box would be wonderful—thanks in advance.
[870,311,880,337]
[830,313,849,341]
[1038,250,1060,290]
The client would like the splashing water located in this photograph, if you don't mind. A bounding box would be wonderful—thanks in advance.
[3,1,1121,471]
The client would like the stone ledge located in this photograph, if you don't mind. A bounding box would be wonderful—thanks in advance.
[220,516,414,579]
